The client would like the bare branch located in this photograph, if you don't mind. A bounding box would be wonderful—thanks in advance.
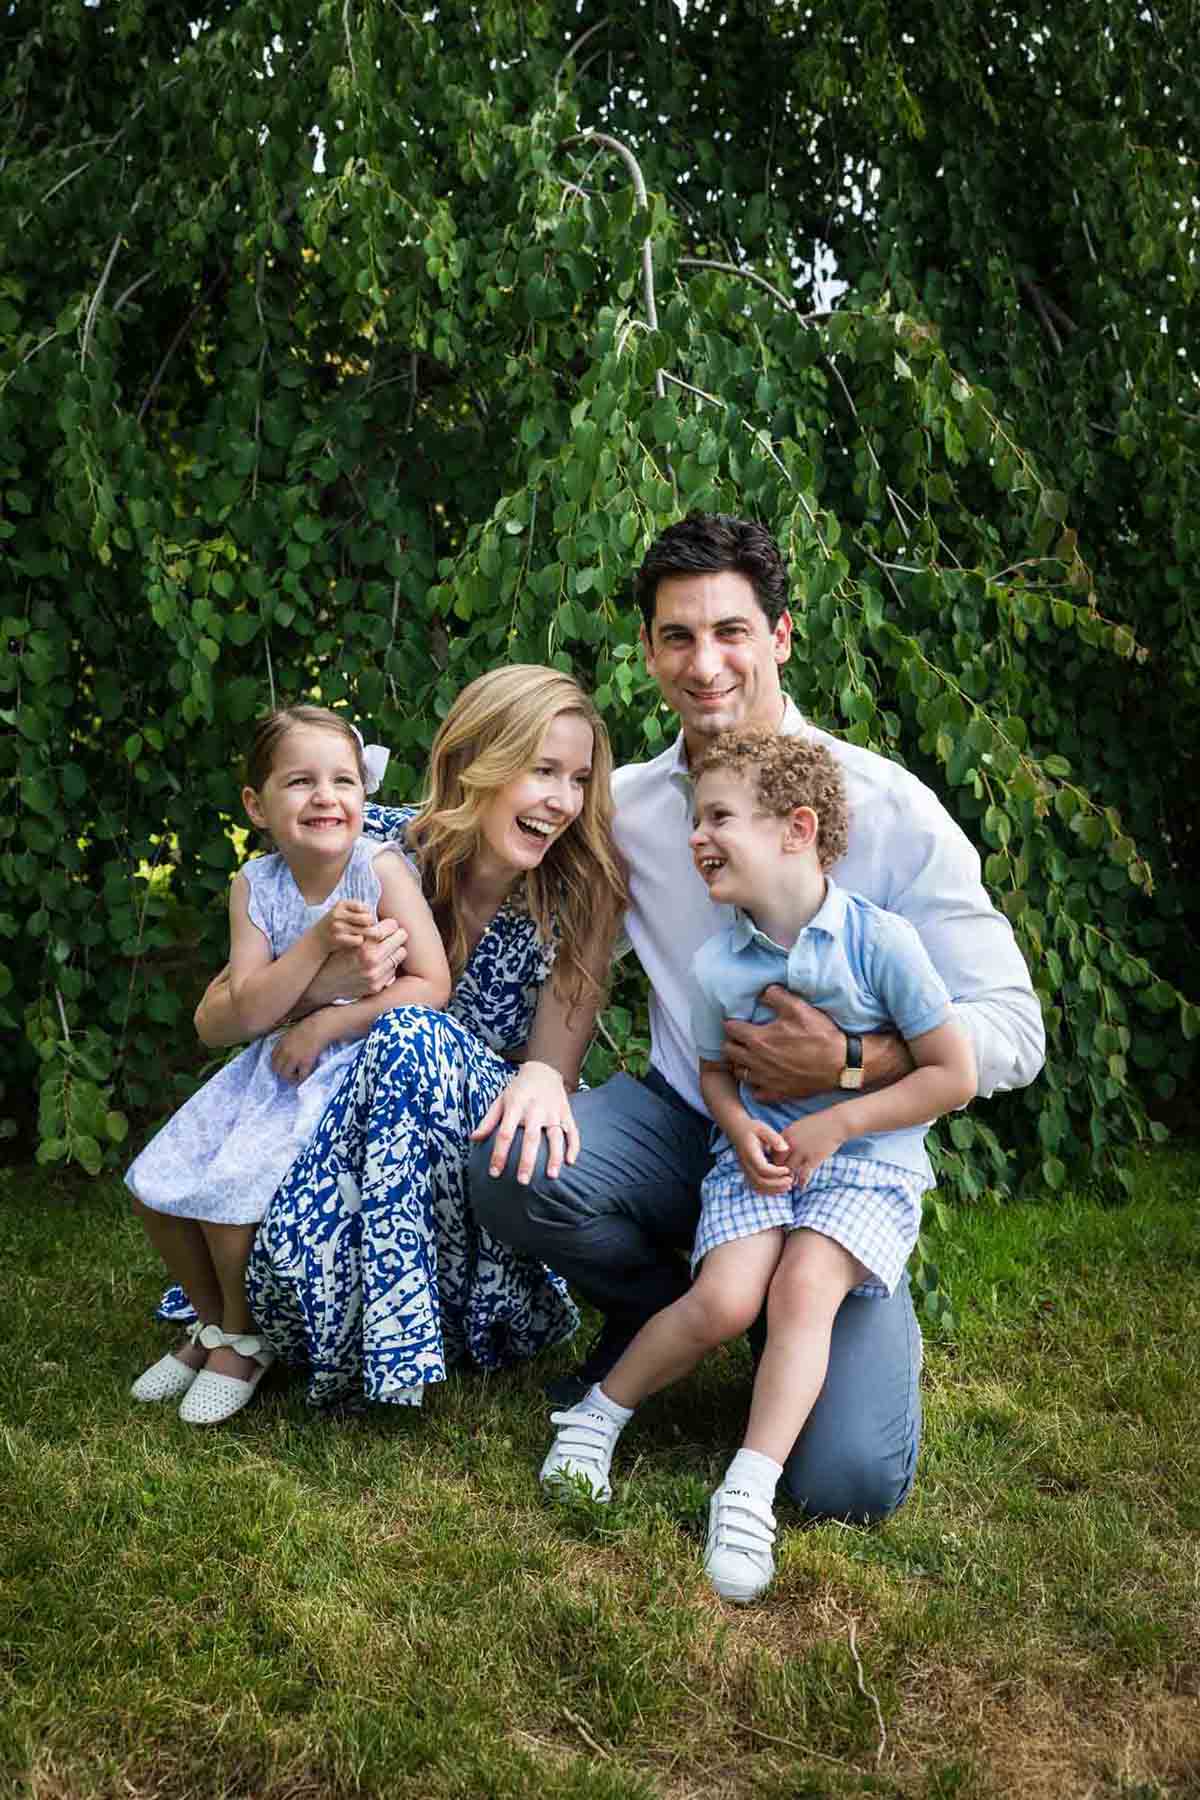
[137,264,229,423]
[661,369,722,408]
[343,0,358,88]
[1019,277,1063,356]
[677,256,837,326]
[81,234,124,367]
[566,129,663,398]
[678,256,795,313]
[554,16,611,91]
[0,329,60,395]
[112,271,154,314]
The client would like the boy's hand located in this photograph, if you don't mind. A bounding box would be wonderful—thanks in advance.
[781,1111,848,1186]
[272,1014,331,1084]
[732,1119,794,1196]
[315,899,374,956]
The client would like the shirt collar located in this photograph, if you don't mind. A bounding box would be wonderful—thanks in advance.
[666,696,807,797]
[730,876,848,950]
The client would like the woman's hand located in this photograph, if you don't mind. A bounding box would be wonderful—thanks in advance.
[470,1059,580,1184]
[306,920,408,1007]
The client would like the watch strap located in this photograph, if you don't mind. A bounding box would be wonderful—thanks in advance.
[839,1032,865,1090]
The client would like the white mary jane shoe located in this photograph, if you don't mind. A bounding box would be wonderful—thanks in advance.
[131,1319,205,1402]
[178,1325,275,1426]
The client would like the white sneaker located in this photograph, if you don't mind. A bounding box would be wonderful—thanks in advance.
[539,1403,622,1501]
[703,1482,777,1603]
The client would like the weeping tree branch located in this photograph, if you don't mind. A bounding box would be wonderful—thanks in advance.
[554,16,611,91]
[1020,276,1063,355]
[80,234,124,367]
[564,128,663,399]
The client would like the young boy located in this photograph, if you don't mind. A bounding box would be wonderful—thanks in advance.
[539,728,978,1602]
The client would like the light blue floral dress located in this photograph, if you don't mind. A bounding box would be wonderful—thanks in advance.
[234,803,580,1407]
[130,838,397,1225]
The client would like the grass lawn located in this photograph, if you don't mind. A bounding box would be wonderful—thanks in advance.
[1,1148,1197,1799]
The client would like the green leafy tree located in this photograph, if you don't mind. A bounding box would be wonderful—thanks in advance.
[1,0,1195,1192]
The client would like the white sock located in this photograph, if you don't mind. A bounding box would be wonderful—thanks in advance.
[587,1383,635,1426]
[723,1447,783,1504]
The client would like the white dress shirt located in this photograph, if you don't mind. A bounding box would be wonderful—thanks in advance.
[612,699,1046,1115]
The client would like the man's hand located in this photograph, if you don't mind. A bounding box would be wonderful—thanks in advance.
[272,1014,332,1084]
[731,1118,793,1196]
[780,1110,848,1186]
[309,918,408,1006]
[722,987,848,1103]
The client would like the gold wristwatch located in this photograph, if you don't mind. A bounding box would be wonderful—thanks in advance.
[838,1032,865,1090]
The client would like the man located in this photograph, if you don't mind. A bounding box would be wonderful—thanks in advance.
[469,512,1044,1524]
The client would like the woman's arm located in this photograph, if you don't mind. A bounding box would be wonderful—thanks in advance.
[470,928,614,1184]
[195,918,409,1049]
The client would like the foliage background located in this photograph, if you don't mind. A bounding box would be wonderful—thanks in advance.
[1,0,1196,1197]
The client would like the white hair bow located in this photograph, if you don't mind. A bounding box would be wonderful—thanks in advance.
[350,724,390,796]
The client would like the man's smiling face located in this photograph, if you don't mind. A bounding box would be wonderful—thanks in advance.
[640,569,792,757]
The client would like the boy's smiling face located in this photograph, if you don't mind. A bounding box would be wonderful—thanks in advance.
[689,766,797,911]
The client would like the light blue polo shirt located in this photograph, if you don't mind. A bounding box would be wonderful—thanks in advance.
[689,878,954,1182]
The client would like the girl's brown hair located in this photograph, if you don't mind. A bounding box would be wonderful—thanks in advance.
[405,666,628,1011]
[245,705,366,792]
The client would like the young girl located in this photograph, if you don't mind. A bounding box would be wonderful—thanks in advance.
[126,704,451,1425]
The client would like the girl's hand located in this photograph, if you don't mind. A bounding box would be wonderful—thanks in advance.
[733,1118,794,1196]
[470,1059,580,1184]
[781,1111,848,1186]
[316,899,375,956]
[272,1014,332,1084]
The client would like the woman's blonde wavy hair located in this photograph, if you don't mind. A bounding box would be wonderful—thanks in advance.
[405,666,629,1013]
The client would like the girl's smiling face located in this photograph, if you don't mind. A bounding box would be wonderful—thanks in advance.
[242,723,365,863]
[476,710,595,878]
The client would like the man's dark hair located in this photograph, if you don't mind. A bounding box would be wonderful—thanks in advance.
[634,512,791,632]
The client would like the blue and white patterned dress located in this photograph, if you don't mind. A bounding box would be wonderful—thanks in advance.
[130,837,398,1226]
[240,803,580,1407]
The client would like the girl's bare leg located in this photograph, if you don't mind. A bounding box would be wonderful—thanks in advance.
[133,1198,222,1371]
[601,1230,786,1409]
[199,1221,262,1379]
[742,1229,867,1466]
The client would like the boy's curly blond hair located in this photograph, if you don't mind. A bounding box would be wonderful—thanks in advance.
[693,728,850,871]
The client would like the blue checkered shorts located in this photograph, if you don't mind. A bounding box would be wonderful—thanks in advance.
[693,1148,926,1297]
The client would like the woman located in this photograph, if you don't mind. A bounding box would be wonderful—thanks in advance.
[186,665,628,1407]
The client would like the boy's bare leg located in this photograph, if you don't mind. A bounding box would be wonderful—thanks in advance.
[133,1199,222,1371]
[199,1221,262,1379]
[742,1228,867,1466]
[700,1230,867,1602]
[602,1231,786,1409]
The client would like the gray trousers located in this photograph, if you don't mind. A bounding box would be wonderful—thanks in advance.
[469,1071,922,1523]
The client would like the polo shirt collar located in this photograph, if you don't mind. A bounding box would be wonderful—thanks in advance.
[730,876,848,950]
[666,696,807,796]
